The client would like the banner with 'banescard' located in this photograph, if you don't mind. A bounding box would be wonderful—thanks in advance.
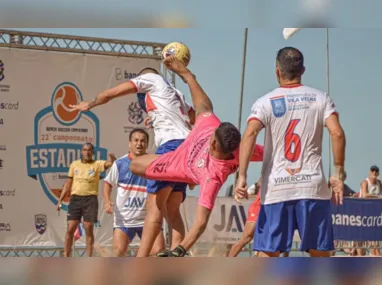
[0,48,160,247]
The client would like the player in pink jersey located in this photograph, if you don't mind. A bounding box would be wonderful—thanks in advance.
[235,47,346,258]
[130,56,264,257]
[68,67,196,254]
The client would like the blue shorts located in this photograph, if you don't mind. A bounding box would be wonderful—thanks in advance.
[114,226,143,241]
[253,199,334,253]
[146,139,187,202]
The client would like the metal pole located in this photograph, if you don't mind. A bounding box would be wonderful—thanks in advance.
[326,28,332,178]
[237,28,249,133]
[234,28,249,192]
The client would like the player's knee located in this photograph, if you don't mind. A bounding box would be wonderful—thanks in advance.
[113,246,126,257]
[82,223,94,236]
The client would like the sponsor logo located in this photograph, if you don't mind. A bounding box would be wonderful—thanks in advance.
[0,145,5,151]
[26,82,108,211]
[123,101,144,133]
[270,96,286,118]
[35,214,47,235]
[0,101,19,110]
[285,168,301,175]
[0,189,16,196]
[115,68,138,81]
[213,204,247,233]
[274,174,312,185]
[152,161,170,174]
[0,60,10,92]
[125,196,146,209]
[187,137,209,168]
[52,173,67,180]
[0,223,11,231]
[332,213,382,227]
[196,159,205,168]
[128,102,144,125]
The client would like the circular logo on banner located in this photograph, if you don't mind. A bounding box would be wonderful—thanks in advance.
[51,83,82,126]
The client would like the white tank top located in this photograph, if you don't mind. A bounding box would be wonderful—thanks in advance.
[362,178,381,196]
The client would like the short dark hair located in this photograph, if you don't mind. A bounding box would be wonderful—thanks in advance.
[82,142,94,151]
[215,122,241,154]
[129,128,149,143]
[138,68,159,76]
[276,47,304,80]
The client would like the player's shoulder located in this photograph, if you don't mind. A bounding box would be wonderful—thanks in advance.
[300,85,327,96]
[115,154,131,166]
[136,73,165,84]
[116,154,129,161]
[70,160,82,167]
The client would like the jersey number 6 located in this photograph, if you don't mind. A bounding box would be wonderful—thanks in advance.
[284,119,301,162]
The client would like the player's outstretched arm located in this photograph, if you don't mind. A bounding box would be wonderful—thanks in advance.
[236,120,263,199]
[164,56,213,117]
[69,82,138,112]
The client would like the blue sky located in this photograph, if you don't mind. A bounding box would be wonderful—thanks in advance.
[15,28,382,195]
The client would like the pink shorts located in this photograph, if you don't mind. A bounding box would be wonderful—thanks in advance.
[145,151,193,185]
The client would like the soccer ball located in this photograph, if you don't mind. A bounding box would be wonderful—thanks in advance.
[162,42,191,66]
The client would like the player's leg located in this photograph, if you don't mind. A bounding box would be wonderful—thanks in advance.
[150,228,166,255]
[228,221,256,257]
[254,201,297,258]
[295,199,334,257]
[64,195,81,257]
[166,185,186,249]
[82,195,98,257]
[136,187,172,257]
[130,154,160,177]
[113,228,132,257]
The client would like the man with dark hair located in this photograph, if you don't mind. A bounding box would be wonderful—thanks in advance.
[138,67,160,76]
[276,47,304,80]
[236,46,346,258]
[57,142,116,257]
[69,66,196,256]
[103,128,166,257]
[129,56,264,257]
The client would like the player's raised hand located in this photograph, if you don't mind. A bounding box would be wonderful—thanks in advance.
[164,56,189,75]
[329,176,344,205]
[235,175,248,203]
[108,153,116,163]
[69,101,91,112]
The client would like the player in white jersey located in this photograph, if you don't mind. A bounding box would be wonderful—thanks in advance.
[69,67,195,256]
[235,47,346,257]
[103,128,165,257]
